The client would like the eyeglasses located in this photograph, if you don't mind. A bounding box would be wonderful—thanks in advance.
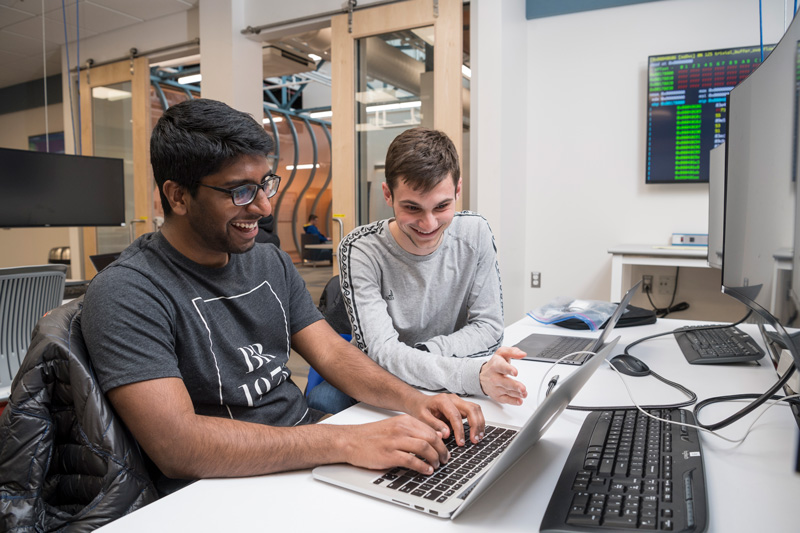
[199,174,281,206]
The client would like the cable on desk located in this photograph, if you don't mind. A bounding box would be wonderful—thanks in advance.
[693,363,800,431]
[535,350,597,402]
[567,367,697,411]
[621,308,753,357]
[534,351,696,411]
[613,308,800,430]
[535,349,799,444]
[597,360,799,444]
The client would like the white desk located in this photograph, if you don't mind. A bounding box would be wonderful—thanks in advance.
[303,242,335,266]
[304,243,334,251]
[98,318,799,532]
[609,244,710,301]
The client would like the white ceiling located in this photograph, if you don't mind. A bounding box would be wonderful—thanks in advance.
[0,0,198,89]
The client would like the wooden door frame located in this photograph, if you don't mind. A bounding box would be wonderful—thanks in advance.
[78,56,152,279]
[331,0,463,249]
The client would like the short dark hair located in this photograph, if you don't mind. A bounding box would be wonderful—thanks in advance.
[150,99,274,215]
[384,127,460,195]
[307,214,318,222]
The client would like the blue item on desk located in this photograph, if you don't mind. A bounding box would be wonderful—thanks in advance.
[519,281,641,365]
[529,298,618,331]
[556,304,657,330]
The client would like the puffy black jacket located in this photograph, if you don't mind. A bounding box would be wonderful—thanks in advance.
[0,298,158,531]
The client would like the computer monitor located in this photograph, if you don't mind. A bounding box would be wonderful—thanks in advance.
[722,13,800,368]
[792,39,800,313]
[646,44,774,184]
[0,147,125,228]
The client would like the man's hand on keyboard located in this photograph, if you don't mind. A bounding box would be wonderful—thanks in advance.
[345,415,451,475]
[407,392,485,447]
[479,347,528,406]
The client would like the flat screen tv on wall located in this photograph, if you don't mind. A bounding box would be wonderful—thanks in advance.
[646,44,774,184]
[0,147,125,228]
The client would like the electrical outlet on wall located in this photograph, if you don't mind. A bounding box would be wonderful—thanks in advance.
[658,275,676,295]
[642,275,653,293]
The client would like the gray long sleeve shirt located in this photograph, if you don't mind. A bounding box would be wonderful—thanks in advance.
[338,211,504,396]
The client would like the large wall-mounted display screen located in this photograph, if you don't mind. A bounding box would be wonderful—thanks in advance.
[0,147,125,228]
[646,44,774,184]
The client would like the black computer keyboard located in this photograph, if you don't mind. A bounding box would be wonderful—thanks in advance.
[673,325,764,364]
[541,409,707,532]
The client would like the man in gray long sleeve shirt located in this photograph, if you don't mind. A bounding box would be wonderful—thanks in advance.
[336,128,528,406]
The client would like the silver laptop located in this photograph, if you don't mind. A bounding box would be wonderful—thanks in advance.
[516,280,641,365]
[312,335,620,519]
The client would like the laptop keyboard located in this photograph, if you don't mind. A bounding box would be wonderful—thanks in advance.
[539,336,594,361]
[372,423,517,504]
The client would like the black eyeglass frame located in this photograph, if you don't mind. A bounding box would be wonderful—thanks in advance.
[198,174,281,206]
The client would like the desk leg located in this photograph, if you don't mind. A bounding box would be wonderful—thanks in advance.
[611,255,623,301]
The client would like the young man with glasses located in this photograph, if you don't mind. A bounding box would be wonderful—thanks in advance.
[327,128,528,415]
[82,99,484,496]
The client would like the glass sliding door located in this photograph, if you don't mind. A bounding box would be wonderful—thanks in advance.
[355,27,434,223]
[91,82,134,254]
[79,57,152,279]
[331,0,463,268]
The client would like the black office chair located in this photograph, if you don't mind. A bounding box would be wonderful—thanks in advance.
[318,275,352,336]
[0,298,158,531]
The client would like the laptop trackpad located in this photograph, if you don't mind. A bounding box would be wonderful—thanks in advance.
[514,334,561,357]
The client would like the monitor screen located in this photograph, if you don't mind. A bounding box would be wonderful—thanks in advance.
[0,147,125,228]
[723,19,799,329]
[707,142,725,270]
[646,44,775,184]
[791,39,800,315]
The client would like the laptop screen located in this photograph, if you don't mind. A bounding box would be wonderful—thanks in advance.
[592,279,642,350]
[89,252,121,272]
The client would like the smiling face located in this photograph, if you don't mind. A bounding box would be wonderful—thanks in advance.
[162,154,273,267]
[383,174,461,255]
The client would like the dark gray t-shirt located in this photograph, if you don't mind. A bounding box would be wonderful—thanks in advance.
[82,231,323,428]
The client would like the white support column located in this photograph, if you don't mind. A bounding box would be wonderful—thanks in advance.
[471,0,529,325]
[199,0,263,121]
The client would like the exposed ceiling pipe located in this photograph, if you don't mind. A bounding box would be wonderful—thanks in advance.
[266,28,470,115]
[364,36,424,96]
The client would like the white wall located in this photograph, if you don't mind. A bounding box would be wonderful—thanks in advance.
[0,104,71,268]
[517,0,791,321]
